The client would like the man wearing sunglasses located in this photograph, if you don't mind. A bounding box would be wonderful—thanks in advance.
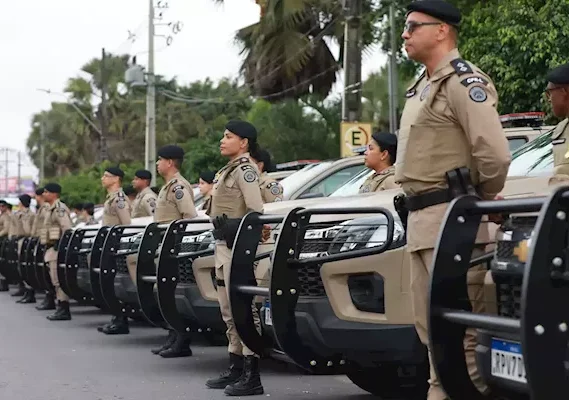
[545,64,569,185]
[395,1,511,400]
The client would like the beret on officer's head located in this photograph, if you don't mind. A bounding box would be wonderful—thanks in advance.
[105,166,124,178]
[83,202,95,212]
[44,183,62,194]
[406,0,462,26]
[547,64,569,85]
[251,148,276,172]
[225,120,258,141]
[35,187,44,196]
[19,194,32,208]
[372,132,398,148]
[157,145,185,161]
[135,169,152,180]
[199,170,216,184]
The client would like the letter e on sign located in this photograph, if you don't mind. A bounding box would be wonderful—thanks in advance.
[340,122,372,158]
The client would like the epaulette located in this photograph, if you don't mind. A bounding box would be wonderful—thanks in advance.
[450,59,473,76]
[117,191,125,198]
[405,70,426,98]
[172,184,184,192]
[238,157,250,164]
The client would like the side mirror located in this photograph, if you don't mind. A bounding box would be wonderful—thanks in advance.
[298,192,325,200]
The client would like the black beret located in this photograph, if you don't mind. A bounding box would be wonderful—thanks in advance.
[123,185,136,196]
[135,169,152,180]
[19,194,32,208]
[157,145,185,160]
[83,202,95,210]
[225,120,258,140]
[105,166,124,178]
[73,203,84,210]
[372,132,398,148]
[35,187,44,196]
[199,170,216,184]
[546,64,569,85]
[406,0,462,26]
[44,183,62,194]
[251,148,276,172]
[1,202,12,210]
[0,200,7,206]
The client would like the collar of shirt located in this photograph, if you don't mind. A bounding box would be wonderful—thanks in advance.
[429,48,461,82]
[374,165,395,177]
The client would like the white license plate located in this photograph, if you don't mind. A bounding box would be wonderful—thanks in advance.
[491,339,527,384]
[264,300,272,326]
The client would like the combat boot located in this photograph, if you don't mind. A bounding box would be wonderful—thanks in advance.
[11,282,25,297]
[17,289,36,304]
[224,356,264,396]
[158,332,192,358]
[151,329,177,354]
[0,279,8,291]
[97,315,119,332]
[206,353,244,389]
[102,316,129,335]
[46,301,71,321]
[36,291,56,310]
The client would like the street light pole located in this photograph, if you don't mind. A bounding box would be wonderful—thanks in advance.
[40,118,46,183]
[146,0,157,186]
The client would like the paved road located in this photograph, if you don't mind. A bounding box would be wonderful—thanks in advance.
[0,291,373,400]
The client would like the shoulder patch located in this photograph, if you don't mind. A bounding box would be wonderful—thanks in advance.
[270,185,282,196]
[57,208,66,217]
[469,86,488,103]
[117,197,126,209]
[419,84,430,101]
[552,138,567,145]
[405,89,416,98]
[174,189,184,200]
[240,165,255,172]
[266,181,279,189]
[242,169,258,183]
[460,76,489,87]
[172,185,184,192]
[450,59,473,76]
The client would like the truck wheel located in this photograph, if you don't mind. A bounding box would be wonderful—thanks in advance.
[346,363,428,399]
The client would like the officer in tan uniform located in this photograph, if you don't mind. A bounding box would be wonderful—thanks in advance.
[0,201,12,292]
[14,194,37,304]
[72,203,86,226]
[545,64,569,185]
[359,132,400,193]
[80,202,98,225]
[396,2,511,399]
[206,120,265,396]
[148,145,198,358]
[98,166,133,335]
[198,170,216,212]
[33,187,57,311]
[131,169,157,218]
[250,148,284,202]
[42,183,73,321]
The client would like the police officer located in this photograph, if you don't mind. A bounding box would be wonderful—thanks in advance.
[14,194,36,304]
[198,170,216,212]
[131,169,157,218]
[148,144,198,358]
[42,183,73,321]
[0,201,13,292]
[545,64,569,185]
[72,203,86,226]
[205,120,265,396]
[250,148,284,202]
[3,201,27,298]
[98,166,132,335]
[80,202,97,225]
[33,187,57,310]
[397,2,511,399]
[359,132,400,193]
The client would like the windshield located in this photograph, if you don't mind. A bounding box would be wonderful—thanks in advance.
[507,129,554,177]
[280,161,334,199]
[329,168,374,197]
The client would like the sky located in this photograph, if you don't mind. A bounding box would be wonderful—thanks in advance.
[0,0,388,181]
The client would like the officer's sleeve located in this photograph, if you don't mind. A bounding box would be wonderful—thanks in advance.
[448,77,511,199]
[171,185,197,219]
[114,197,132,225]
[380,175,400,191]
[57,208,73,232]
[0,216,10,236]
[143,194,157,216]
[235,165,264,213]
[23,214,34,236]
[263,181,284,203]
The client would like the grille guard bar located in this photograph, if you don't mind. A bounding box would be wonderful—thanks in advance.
[62,228,98,304]
[33,240,51,290]
[86,227,111,308]
[56,230,74,298]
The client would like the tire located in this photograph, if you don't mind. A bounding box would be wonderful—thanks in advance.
[346,363,428,399]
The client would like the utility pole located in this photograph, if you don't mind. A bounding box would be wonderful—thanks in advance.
[4,149,8,196]
[146,0,157,186]
[17,151,21,194]
[388,1,399,133]
[40,119,46,183]
[341,0,362,122]
[100,47,109,162]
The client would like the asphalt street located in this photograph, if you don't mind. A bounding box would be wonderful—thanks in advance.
[0,291,374,400]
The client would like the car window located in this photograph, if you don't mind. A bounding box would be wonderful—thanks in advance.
[507,137,528,153]
[329,168,374,197]
[299,164,367,198]
[508,130,554,177]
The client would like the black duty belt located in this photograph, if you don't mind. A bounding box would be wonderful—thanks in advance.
[404,189,453,212]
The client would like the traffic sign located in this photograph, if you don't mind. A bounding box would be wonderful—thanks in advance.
[340,122,372,158]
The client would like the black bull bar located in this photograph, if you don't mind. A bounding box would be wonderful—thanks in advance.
[229,206,395,372]
[429,186,568,400]
[0,237,21,283]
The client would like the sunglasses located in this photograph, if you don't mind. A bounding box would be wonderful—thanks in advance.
[404,21,442,34]
[544,86,565,99]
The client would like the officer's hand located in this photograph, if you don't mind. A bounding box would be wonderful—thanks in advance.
[260,224,271,243]
[488,195,506,224]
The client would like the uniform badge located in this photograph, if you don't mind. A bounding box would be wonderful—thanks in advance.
[117,199,125,209]
[362,186,370,193]
[405,89,416,98]
[460,76,488,87]
[57,208,66,217]
[243,170,257,183]
[175,189,184,200]
[420,84,430,101]
[270,185,281,196]
[469,86,487,103]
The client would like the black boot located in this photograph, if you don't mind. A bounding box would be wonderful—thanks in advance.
[97,315,119,332]
[11,282,25,297]
[17,289,36,304]
[36,291,56,310]
[46,301,71,321]
[159,331,192,358]
[224,356,264,396]
[151,329,177,355]
[206,353,244,389]
[102,316,129,335]
[0,279,8,291]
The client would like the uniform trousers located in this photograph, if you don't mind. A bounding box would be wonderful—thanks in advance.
[45,247,69,301]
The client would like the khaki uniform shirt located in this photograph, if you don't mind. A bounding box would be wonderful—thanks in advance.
[31,204,49,238]
[8,212,19,238]
[103,189,132,226]
[84,216,98,226]
[208,153,264,218]
[0,212,12,237]
[358,166,399,193]
[15,208,34,237]
[155,172,197,223]
[395,49,511,252]
[551,118,569,178]
[259,172,284,203]
[41,200,72,247]
[131,186,157,218]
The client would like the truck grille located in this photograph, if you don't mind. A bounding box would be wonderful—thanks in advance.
[298,264,326,297]
[300,240,330,254]
[78,254,89,270]
[495,240,519,263]
[116,256,128,274]
[178,258,195,284]
[497,282,522,319]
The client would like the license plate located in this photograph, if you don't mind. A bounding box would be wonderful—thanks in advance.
[491,339,527,384]
[264,300,272,326]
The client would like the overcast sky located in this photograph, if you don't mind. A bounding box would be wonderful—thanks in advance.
[0,0,387,180]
